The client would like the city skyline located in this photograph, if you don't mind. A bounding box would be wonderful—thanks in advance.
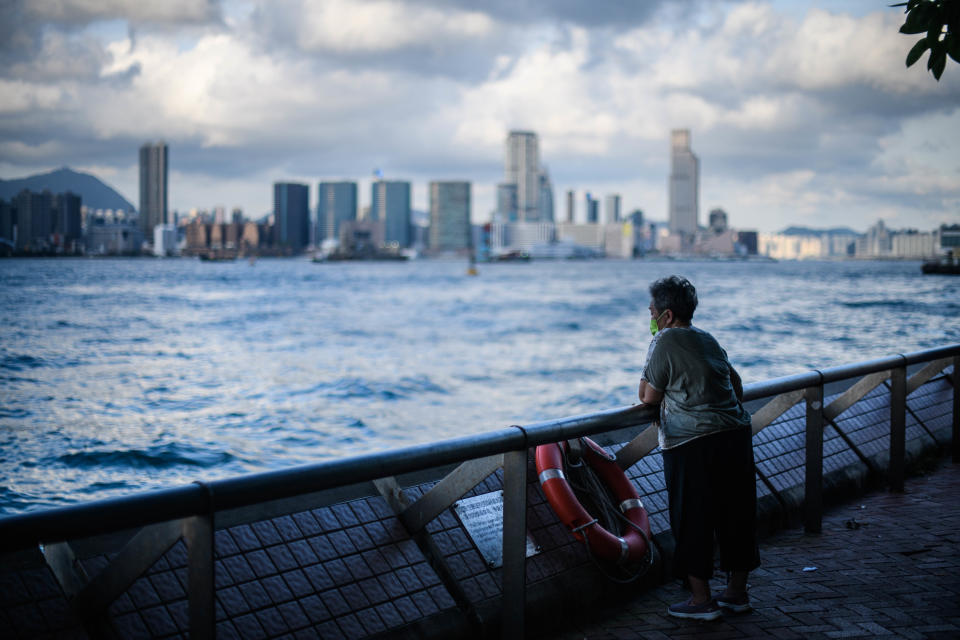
[0,1,958,233]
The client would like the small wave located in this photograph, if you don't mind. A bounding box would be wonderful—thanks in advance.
[145,385,171,394]
[0,487,35,515]
[490,325,544,338]
[49,319,85,329]
[841,300,910,309]
[55,443,237,470]
[79,481,131,493]
[295,375,448,401]
[0,376,42,388]
[515,367,598,381]
[0,354,46,372]
[775,311,813,325]
[0,407,32,419]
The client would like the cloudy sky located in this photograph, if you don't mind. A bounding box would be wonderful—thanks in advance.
[1,0,958,232]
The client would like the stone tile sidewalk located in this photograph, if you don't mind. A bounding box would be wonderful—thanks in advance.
[537,457,960,640]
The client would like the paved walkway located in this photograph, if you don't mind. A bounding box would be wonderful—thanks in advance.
[538,457,960,639]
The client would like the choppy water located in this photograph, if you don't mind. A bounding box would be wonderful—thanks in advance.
[1,257,957,514]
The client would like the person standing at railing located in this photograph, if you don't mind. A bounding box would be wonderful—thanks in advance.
[638,275,760,621]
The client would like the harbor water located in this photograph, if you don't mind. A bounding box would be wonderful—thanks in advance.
[1,257,958,514]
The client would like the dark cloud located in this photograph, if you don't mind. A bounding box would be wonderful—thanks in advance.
[248,0,519,81]
[1,0,222,81]
[243,0,686,81]
[22,0,223,26]
[413,0,676,29]
[4,31,111,81]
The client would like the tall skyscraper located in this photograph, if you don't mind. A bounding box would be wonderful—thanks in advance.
[13,189,53,251]
[538,168,554,222]
[273,182,309,251]
[429,181,470,251]
[371,180,411,247]
[505,131,540,221]
[605,194,621,224]
[139,141,168,240]
[565,190,575,223]
[669,129,699,235]
[53,192,82,248]
[0,199,13,245]
[496,183,518,221]
[585,193,599,223]
[318,181,357,241]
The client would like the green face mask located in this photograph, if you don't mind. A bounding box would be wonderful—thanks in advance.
[649,310,668,336]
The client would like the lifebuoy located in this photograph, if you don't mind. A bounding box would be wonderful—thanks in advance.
[535,437,651,564]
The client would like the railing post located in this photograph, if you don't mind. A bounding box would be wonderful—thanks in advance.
[501,449,528,639]
[953,356,959,464]
[183,514,214,640]
[184,483,215,640]
[889,363,907,492]
[804,381,824,534]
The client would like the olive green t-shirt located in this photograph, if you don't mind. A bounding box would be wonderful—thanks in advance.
[644,326,751,449]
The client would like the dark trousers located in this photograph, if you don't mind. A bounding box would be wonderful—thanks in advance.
[662,426,761,581]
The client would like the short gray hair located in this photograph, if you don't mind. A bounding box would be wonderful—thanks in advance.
[649,275,698,322]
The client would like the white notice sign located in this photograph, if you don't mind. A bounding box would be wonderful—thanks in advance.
[453,490,540,568]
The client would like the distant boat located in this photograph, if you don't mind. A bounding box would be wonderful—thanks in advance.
[491,249,531,262]
[922,251,960,275]
[312,251,408,263]
[198,250,238,262]
[922,261,960,275]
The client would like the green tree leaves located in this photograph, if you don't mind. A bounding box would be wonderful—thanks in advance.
[893,0,959,79]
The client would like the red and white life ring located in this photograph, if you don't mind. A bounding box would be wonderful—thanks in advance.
[535,437,651,564]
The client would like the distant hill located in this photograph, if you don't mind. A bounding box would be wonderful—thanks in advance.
[780,226,860,236]
[0,167,135,212]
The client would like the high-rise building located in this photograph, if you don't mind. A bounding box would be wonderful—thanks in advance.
[505,131,540,221]
[0,199,13,246]
[538,168,554,222]
[13,189,53,252]
[53,192,82,250]
[565,190,575,223]
[429,181,470,251]
[318,181,357,241]
[585,193,599,223]
[496,184,518,221]
[372,180,412,247]
[708,208,728,234]
[139,141,168,241]
[273,182,309,251]
[605,194,621,224]
[669,129,699,235]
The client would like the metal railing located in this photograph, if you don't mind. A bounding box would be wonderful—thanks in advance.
[1,344,958,639]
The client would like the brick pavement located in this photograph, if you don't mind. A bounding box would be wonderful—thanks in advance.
[535,457,960,640]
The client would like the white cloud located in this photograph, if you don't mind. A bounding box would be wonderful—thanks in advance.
[766,8,926,92]
[92,32,411,147]
[0,79,67,113]
[873,108,960,182]
[294,0,494,53]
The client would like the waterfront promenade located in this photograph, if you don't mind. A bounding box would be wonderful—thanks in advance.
[539,456,960,640]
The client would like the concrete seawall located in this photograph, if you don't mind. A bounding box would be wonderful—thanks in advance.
[0,369,954,639]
